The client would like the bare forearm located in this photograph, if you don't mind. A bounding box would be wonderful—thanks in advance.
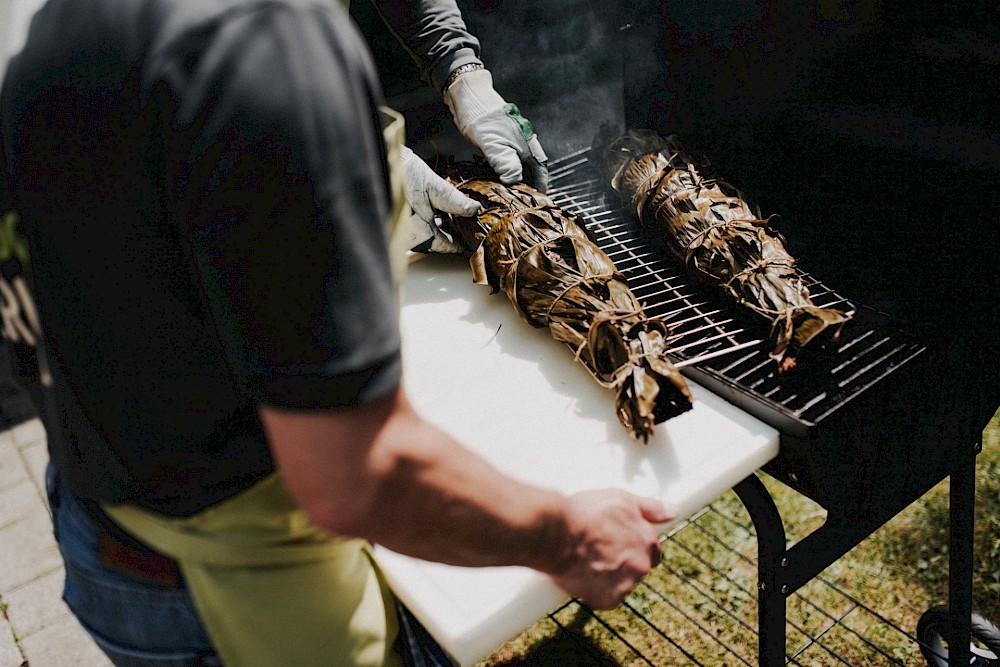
[259,387,673,609]
[259,390,570,572]
[358,411,569,569]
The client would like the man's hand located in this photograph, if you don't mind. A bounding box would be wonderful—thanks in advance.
[401,145,479,253]
[549,489,674,610]
[443,67,549,192]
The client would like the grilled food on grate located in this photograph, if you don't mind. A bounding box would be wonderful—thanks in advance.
[439,167,692,441]
[598,128,852,373]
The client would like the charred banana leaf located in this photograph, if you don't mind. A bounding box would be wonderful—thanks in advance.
[599,129,852,373]
[440,174,692,441]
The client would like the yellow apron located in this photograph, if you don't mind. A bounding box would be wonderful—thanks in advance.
[104,106,412,667]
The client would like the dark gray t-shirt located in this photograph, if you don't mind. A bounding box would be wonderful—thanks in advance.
[1,0,405,515]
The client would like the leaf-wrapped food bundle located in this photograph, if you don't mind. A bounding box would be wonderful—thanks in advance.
[440,174,692,441]
[599,129,852,373]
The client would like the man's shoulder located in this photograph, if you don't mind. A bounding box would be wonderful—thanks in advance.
[158,0,347,29]
[144,0,353,61]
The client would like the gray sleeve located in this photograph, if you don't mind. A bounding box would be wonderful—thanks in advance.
[365,0,483,92]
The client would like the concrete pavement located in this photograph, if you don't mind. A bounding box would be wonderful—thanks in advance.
[0,417,111,667]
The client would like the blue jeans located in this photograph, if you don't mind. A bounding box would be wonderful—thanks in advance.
[47,463,222,666]
[46,464,454,666]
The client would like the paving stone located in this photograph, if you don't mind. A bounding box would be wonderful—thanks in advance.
[9,420,45,451]
[0,618,24,667]
[0,439,29,496]
[0,511,61,595]
[4,568,69,640]
[19,615,111,667]
[18,442,49,511]
[0,480,45,528]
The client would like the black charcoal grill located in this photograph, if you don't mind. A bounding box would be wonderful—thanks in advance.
[540,149,984,666]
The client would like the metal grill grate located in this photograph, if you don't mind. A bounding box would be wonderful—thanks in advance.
[546,149,926,439]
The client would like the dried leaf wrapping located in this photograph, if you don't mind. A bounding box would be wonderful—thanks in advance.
[440,175,692,441]
[598,129,852,372]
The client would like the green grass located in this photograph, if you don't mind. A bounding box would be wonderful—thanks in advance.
[478,409,1000,666]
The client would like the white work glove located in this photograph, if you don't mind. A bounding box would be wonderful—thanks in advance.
[401,145,480,254]
[443,67,550,193]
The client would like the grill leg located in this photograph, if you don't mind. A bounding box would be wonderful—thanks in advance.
[948,442,978,666]
[734,474,787,667]
[758,569,787,667]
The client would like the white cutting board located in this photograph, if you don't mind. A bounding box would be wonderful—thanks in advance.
[372,254,779,666]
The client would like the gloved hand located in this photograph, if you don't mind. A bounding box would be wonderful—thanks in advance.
[401,145,480,254]
[443,67,549,193]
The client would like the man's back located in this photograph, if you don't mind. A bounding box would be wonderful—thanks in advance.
[1,0,400,515]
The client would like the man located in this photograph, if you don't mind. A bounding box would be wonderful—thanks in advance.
[1,1,672,665]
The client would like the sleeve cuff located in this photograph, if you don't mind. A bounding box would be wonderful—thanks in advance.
[245,352,403,410]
